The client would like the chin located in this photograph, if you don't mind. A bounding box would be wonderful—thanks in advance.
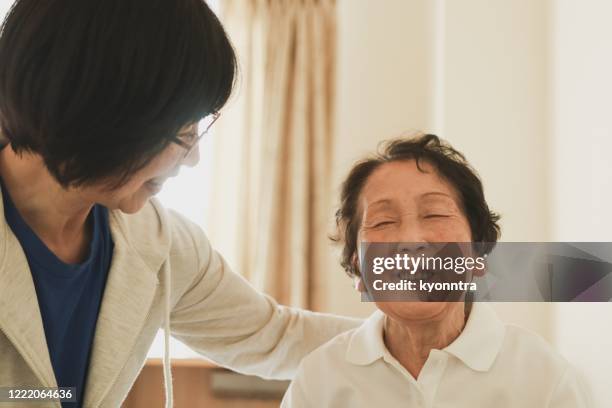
[377,301,454,323]
[117,195,151,214]
[118,204,145,214]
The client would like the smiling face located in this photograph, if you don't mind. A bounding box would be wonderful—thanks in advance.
[356,159,473,323]
[78,127,200,214]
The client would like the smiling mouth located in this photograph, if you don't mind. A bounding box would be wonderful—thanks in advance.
[396,269,435,281]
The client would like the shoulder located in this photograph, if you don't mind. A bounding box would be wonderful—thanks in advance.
[503,323,568,368]
[301,328,355,370]
[294,319,374,387]
[464,304,569,374]
[284,329,356,406]
[111,198,210,257]
[285,313,393,407]
[491,321,574,393]
[298,309,386,372]
[502,325,591,406]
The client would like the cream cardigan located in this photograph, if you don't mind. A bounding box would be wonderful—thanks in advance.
[0,183,360,407]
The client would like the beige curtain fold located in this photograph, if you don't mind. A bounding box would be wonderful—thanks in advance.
[208,0,336,309]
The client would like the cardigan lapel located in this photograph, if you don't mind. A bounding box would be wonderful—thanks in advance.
[82,212,161,407]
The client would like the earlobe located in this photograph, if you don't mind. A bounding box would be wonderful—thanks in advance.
[353,276,366,293]
[350,252,367,292]
[472,258,487,277]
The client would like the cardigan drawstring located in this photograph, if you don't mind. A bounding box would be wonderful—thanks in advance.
[162,265,173,408]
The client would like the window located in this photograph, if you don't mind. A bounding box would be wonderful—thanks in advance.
[148,130,216,359]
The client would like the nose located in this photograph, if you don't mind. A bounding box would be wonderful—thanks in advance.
[398,241,428,256]
[182,145,201,168]
[396,219,428,254]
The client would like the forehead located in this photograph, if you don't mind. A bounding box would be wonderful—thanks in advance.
[360,159,460,207]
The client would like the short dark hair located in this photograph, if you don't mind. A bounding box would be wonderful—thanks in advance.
[0,0,236,187]
[332,134,501,277]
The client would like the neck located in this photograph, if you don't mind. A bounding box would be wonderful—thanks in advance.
[0,144,94,263]
[383,302,467,379]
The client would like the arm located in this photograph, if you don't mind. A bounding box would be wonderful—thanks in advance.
[168,219,362,380]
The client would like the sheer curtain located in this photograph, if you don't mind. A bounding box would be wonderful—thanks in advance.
[208,0,337,309]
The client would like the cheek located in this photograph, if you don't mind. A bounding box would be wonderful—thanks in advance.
[92,179,154,212]
[359,223,405,243]
[357,223,379,245]
[425,216,472,242]
[115,178,150,200]
[134,147,183,183]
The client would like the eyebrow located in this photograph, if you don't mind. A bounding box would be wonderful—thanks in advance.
[420,192,454,200]
[366,199,393,210]
[368,192,453,206]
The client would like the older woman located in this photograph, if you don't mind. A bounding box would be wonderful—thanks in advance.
[282,134,590,407]
[0,1,360,407]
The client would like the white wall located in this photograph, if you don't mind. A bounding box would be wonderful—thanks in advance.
[0,0,10,17]
[443,0,551,242]
[442,0,555,342]
[329,0,555,343]
[551,0,612,243]
[551,1,612,406]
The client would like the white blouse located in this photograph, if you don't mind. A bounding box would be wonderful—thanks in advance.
[282,303,591,408]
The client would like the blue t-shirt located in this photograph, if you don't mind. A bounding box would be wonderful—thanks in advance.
[1,181,113,408]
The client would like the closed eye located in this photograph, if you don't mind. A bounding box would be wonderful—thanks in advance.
[372,221,395,228]
[424,214,449,219]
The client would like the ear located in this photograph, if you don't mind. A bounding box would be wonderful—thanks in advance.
[351,253,367,292]
[353,276,367,292]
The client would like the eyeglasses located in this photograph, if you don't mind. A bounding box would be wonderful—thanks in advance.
[172,111,220,158]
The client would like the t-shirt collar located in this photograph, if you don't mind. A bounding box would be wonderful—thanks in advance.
[345,303,505,372]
